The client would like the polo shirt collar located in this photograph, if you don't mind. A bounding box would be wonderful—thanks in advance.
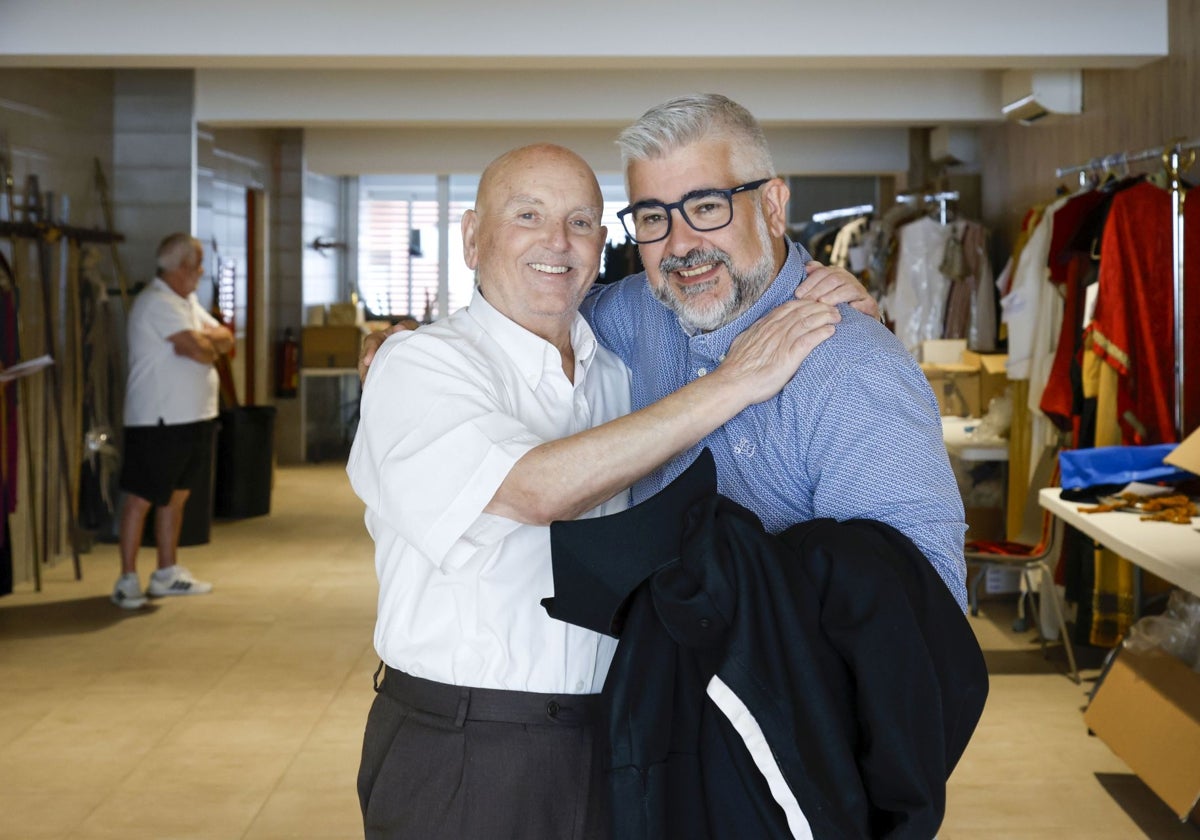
[468,288,599,389]
[150,276,183,298]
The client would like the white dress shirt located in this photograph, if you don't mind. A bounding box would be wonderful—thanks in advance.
[347,290,632,694]
[124,278,221,426]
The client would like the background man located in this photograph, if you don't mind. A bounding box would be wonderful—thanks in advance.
[112,233,230,609]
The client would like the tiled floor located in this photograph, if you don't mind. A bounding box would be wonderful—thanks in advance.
[0,464,1195,839]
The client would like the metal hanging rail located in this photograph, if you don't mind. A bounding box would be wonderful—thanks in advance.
[897,190,959,225]
[1053,138,1200,179]
[1054,138,1198,438]
[811,203,874,224]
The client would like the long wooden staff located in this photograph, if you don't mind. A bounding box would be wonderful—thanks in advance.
[24,176,82,579]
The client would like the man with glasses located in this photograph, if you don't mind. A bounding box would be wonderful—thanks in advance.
[583,93,967,608]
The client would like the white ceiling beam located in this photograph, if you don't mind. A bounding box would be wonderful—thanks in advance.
[0,0,1167,70]
[197,69,1001,128]
[304,126,911,178]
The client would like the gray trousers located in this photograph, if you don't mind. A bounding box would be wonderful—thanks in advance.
[358,666,610,840]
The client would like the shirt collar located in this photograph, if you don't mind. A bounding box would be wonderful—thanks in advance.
[150,276,185,298]
[467,288,599,389]
[678,239,812,360]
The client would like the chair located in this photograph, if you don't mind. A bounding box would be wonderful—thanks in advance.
[965,446,1080,684]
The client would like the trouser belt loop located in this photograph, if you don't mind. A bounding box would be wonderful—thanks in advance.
[372,660,385,693]
[454,687,471,728]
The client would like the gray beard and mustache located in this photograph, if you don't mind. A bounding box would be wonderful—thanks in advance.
[651,213,777,333]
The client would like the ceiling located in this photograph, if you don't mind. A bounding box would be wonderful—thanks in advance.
[0,0,1171,175]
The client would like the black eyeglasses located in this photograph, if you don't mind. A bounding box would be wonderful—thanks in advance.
[616,178,772,244]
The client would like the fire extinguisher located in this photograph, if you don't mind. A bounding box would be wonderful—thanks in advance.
[275,328,299,398]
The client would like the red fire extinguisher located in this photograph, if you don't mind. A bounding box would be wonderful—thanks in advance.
[275,328,299,397]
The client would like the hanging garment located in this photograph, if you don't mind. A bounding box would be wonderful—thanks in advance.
[939,221,997,351]
[1072,334,1137,647]
[888,216,954,357]
[1001,196,1071,483]
[1090,180,1200,444]
[808,225,842,266]
[963,221,997,352]
[829,216,870,270]
[864,204,923,300]
[1037,190,1107,431]
[999,202,1052,539]
[939,221,972,342]
[545,450,988,840]
[1002,196,1067,381]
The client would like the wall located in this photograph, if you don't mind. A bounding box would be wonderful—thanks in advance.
[111,70,195,286]
[980,0,1198,249]
[197,126,275,406]
[301,172,343,306]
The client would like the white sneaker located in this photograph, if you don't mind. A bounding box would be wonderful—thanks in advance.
[111,573,147,609]
[147,565,213,598]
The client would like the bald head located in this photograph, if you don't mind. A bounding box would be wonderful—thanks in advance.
[476,144,604,218]
[462,143,608,342]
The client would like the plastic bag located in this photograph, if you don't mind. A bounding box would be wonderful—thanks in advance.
[968,392,1012,444]
[1123,590,1200,671]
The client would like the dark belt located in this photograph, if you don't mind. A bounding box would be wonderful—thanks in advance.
[376,664,603,728]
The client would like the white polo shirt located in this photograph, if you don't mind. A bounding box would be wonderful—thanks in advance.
[346,290,632,694]
[124,278,221,427]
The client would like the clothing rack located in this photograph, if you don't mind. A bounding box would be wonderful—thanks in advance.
[1055,138,1198,438]
[897,190,959,225]
[811,203,874,224]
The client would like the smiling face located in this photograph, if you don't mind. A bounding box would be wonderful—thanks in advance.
[462,144,607,344]
[627,136,790,332]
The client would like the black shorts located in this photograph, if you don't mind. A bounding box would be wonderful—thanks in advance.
[119,419,216,506]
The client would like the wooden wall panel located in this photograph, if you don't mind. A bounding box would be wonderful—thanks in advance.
[980,0,1199,249]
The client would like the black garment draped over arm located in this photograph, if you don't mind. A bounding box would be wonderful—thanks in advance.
[545,450,988,840]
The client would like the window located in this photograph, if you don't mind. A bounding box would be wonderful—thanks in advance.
[357,173,633,321]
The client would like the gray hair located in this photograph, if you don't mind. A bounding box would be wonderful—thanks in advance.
[155,232,201,276]
[616,93,776,184]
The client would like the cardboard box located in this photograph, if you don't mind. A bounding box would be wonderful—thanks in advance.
[327,301,363,326]
[964,351,1009,414]
[305,304,327,326]
[920,343,1010,418]
[922,338,967,364]
[1083,645,1200,822]
[301,325,364,368]
[922,361,981,417]
[1165,425,1200,477]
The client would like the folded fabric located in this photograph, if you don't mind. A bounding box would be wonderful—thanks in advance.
[1059,444,1190,490]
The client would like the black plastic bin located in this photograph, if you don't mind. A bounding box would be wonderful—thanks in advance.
[214,406,277,519]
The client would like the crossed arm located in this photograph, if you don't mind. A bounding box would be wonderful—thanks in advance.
[168,324,234,365]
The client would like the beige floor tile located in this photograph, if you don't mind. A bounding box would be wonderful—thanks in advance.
[0,790,106,840]
[1,464,1189,839]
